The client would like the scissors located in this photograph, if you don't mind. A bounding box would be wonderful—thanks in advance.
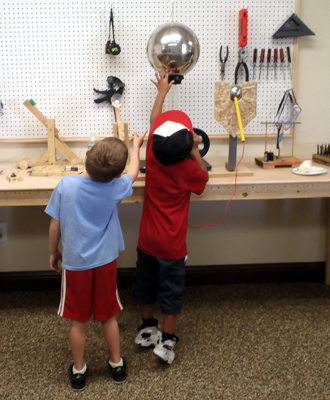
[219,45,228,81]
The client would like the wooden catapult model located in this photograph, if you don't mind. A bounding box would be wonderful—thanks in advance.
[19,99,132,176]
[19,100,85,176]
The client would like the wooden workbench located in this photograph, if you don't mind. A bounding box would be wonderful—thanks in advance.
[1,157,330,282]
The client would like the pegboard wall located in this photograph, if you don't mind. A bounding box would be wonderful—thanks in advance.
[0,0,296,140]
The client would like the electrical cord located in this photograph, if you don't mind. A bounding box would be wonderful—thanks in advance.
[188,141,245,229]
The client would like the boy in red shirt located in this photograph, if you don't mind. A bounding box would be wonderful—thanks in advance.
[133,70,209,364]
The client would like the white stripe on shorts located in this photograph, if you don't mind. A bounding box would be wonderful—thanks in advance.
[116,287,123,311]
[58,269,67,317]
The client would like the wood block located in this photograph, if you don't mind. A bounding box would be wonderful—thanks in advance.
[31,164,84,177]
[312,154,330,166]
[255,156,302,169]
[6,175,23,182]
[16,158,32,170]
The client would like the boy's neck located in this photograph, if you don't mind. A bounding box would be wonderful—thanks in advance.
[81,171,91,179]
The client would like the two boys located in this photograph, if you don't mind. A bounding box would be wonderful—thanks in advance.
[46,69,208,390]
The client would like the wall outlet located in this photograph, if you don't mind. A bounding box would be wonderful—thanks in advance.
[0,223,7,242]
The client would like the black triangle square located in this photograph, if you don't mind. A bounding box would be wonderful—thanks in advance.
[273,13,315,38]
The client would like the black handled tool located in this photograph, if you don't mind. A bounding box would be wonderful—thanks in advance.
[280,48,285,79]
[219,45,229,81]
[286,47,292,80]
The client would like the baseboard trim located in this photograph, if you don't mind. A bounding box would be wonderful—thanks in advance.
[0,262,325,291]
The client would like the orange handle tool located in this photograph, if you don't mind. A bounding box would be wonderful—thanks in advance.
[239,9,248,48]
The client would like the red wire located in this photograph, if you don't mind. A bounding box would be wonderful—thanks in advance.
[188,141,245,229]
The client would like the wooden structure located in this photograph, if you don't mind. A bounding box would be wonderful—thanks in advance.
[112,102,131,171]
[255,122,302,169]
[22,100,84,176]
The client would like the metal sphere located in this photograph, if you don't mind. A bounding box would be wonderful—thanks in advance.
[230,84,242,100]
[147,22,200,78]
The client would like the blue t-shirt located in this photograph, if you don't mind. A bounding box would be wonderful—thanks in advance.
[45,174,133,271]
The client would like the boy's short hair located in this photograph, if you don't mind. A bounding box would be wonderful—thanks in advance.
[86,137,128,183]
[152,110,194,166]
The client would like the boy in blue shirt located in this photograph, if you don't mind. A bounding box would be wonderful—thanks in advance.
[45,131,146,391]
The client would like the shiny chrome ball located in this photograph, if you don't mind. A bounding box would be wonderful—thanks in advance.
[230,84,242,100]
[147,22,200,79]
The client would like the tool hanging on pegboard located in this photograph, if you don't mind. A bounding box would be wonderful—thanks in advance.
[219,45,228,81]
[105,6,121,55]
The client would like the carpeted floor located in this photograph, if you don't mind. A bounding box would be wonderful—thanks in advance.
[1,282,330,399]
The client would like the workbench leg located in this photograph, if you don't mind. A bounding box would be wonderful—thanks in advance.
[326,198,330,285]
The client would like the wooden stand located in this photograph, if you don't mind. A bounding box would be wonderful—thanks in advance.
[23,100,84,177]
[312,154,330,167]
[255,123,302,169]
[255,156,302,169]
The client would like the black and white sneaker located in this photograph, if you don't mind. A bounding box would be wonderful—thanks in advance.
[153,335,179,364]
[135,325,161,348]
[108,357,127,384]
[68,364,88,391]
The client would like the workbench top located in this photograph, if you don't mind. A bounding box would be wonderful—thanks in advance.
[0,157,329,205]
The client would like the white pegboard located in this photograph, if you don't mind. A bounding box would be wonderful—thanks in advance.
[0,0,296,139]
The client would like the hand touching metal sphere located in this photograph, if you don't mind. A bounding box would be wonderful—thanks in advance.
[147,22,200,83]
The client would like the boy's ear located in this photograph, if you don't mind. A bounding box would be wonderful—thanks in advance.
[116,173,122,178]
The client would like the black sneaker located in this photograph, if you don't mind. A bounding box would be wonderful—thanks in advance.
[68,364,88,391]
[108,357,127,384]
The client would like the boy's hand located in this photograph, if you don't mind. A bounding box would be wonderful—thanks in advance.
[192,131,202,151]
[150,69,174,128]
[50,250,62,273]
[132,130,148,149]
[190,132,209,177]
[151,69,174,96]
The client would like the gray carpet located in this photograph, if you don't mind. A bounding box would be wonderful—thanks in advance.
[1,282,330,399]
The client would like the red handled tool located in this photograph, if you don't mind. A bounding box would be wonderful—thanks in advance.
[239,9,248,48]
[258,48,265,80]
[235,9,249,84]
[252,48,257,80]
[266,48,272,79]
[274,48,278,80]
[280,48,285,79]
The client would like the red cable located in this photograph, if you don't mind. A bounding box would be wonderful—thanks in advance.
[188,141,245,229]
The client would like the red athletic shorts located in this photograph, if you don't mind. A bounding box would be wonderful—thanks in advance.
[57,260,123,322]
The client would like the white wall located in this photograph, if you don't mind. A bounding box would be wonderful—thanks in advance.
[0,0,329,272]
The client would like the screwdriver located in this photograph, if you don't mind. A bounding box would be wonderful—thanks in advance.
[280,48,285,79]
[286,46,292,80]
[252,48,257,80]
[274,48,278,80]
[258,48,265,80]
[266,48,272,79]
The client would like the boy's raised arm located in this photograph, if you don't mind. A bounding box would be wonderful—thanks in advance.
[127,130,148,183]
[150,70,174,129]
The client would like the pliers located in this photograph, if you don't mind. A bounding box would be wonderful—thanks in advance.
[219,45,228,81]
[234,48,249,84]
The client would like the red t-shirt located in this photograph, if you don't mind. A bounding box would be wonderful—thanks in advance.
[138,115,208,260]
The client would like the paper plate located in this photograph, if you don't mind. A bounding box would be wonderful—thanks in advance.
[292,166,327,176]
